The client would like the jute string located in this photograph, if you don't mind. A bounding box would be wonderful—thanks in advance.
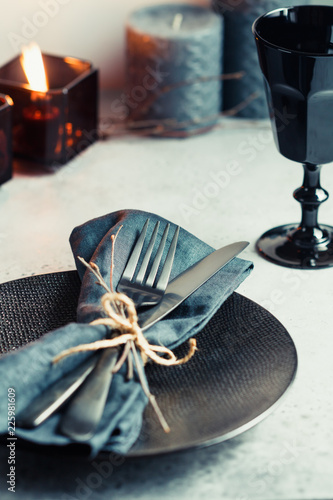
[53,291,196,367]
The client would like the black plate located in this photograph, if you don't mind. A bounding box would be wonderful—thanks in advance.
[0,271,297,457]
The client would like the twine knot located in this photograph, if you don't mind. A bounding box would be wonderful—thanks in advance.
[53,291,196,368]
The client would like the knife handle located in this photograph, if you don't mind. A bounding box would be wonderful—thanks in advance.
[59,347,119,442]
[16,353,100,428]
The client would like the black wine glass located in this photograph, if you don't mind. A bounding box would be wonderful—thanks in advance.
[253,5,333,269]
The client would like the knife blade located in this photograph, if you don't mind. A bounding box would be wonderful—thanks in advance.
[17,240,248,429]
[139,240,249,330]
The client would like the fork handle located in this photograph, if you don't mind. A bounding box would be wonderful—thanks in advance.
[59,347,118,442]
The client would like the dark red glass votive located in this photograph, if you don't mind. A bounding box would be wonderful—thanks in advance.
[0,94,13,185]
[0,54,98,165]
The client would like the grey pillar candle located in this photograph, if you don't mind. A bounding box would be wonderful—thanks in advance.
[212,0,310,119]
[126,4,224,136]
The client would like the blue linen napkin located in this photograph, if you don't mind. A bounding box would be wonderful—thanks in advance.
[0,209,253,457]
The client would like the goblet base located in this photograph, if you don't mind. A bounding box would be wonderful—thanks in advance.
[256,224,333,269]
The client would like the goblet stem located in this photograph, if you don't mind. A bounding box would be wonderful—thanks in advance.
[256,161,333,269]
[292,163,329,248]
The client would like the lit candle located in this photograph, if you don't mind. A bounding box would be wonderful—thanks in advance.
[126,4,224,135]
[0,43,98,165]
[20,44,61,160]
[0,94,13,185]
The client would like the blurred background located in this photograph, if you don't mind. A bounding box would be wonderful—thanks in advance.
[0,0,210,90]
[0,0,323,91]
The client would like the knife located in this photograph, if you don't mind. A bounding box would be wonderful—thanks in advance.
[17,241,249,430]
[139,240,249,330]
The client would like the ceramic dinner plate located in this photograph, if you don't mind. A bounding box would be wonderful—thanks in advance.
[0,271,297,457]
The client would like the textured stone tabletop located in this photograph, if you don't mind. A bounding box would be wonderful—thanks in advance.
[0,105,333,499]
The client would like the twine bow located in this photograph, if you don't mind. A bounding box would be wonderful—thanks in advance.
[53,291,196,368]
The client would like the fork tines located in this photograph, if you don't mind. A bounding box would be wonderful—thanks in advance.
[122,219,180,290]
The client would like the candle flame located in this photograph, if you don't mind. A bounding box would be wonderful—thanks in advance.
[20,42,48,92]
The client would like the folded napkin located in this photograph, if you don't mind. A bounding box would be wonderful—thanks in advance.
[0,209,253,457]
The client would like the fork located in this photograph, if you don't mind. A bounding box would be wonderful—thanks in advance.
[117,219,179,306]
[59,219,179,441]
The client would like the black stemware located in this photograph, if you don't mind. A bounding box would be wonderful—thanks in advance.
[253,5,333,269]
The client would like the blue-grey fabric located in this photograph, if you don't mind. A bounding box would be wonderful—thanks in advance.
[0,209,253,456]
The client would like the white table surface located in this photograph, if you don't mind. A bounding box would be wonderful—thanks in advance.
[0,94,333,499]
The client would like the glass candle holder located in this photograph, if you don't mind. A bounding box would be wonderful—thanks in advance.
[0,54,98,165]
[0,94,13,185]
